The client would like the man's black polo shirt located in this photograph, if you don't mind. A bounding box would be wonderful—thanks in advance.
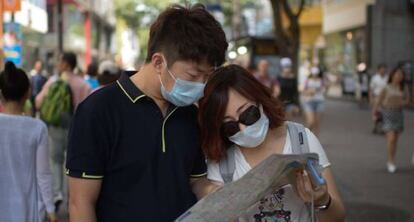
[66,71,207,222]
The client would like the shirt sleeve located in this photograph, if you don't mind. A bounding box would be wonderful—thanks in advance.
[65,100,108,179]
[36,123,55,213]
[306,128,331,168]
[206,160,224,183]
[190,147,207,178]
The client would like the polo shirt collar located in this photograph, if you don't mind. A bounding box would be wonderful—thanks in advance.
[116,71,146,103]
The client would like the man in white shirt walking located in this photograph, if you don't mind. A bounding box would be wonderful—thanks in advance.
[370,64,388,134]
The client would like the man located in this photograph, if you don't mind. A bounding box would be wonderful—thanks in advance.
[66,4,227,222]
[370,64,388,134]
[96,60,120,88]
[30,60,47,116]
[36,52,92,210]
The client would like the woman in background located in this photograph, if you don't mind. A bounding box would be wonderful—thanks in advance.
[300,66,326,137]
[373,65,409,173]
[0,62,57,222]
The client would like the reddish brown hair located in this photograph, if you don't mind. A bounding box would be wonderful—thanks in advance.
[198,65,285,161]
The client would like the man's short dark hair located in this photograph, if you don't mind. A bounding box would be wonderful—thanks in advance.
[146,4,228,67]
[87,62,98,77]
[62,52,77,70]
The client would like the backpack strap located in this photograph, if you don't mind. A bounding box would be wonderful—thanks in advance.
[219,146,236,184]
[286,121,310,154]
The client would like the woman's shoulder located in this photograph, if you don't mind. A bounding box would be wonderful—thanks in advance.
[0,115,47,135]
[14,115,46,129]
[284,122,330,167]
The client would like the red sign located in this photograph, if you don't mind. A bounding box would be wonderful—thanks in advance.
[3,0,21,12]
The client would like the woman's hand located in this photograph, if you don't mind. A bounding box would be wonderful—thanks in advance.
[294,170,330,207]
[47,212,58,222]
[372,111,378,121]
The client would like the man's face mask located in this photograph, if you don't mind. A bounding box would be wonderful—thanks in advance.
[159,58,206,107]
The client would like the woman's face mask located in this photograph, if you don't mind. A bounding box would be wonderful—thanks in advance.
[222,104,270,148]
[159,58,206,107]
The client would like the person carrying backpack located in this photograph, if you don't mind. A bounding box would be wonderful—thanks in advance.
[198,65,345,222]
[36,52,91,211]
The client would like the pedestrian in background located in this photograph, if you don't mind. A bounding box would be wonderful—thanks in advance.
[254,59,280,98]
[370,64,388,134]
[97,60,121,88]
[373,65,409,173]
[357,63,370,108]
[278,57,300,119]
[30,60,48,116]
[84,62,100,90]
[0,61,57,222]
[300,66,326,137]
[36,52,91,212]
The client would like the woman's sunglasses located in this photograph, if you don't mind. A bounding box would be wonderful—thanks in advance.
[221,105,261,138]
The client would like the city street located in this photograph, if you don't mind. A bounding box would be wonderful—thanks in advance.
[57,99,414,222]
[314,99,414,222]
[1,0,413,221]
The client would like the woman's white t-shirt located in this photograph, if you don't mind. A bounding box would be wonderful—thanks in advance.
[207,128,330,222]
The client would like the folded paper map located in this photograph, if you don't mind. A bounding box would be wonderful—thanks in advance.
[176,153,320,222]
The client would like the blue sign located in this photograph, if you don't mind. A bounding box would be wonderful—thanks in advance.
[4,45,22,66]
[3,22,23,67]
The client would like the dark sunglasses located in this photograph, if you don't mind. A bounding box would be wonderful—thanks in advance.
[221,105,261,138]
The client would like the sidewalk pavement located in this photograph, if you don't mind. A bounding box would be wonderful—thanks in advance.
[316,99,414,222]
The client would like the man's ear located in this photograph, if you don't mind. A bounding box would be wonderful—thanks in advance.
[151,53,164,74]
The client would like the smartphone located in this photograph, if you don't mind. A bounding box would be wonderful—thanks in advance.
[306,158,326,186]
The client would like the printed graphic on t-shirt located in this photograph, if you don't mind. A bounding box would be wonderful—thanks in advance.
[253,188,292,222]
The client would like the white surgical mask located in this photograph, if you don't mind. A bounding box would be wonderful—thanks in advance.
[228,106,269,148]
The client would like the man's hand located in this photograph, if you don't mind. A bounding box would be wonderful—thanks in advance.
[190,177,222,200]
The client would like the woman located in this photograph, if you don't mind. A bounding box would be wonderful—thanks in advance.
[199,65,345,222]
[373,65,409,173]
[278,57,300,119]
[300,66,325,137]
[0,62,57,222]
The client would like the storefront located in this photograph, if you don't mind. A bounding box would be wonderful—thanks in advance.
[3,0,48,70]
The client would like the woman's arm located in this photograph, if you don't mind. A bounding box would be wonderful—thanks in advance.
[403,87,410,106]
[191,178,223,199]
[36,125,57,221]
[318,168,346,222]
[372,87,386,119]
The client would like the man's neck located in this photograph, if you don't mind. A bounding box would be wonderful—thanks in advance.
[131,65,170,116]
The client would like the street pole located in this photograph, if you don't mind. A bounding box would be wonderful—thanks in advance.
[232,0,241,39]
[57,0,63,54]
